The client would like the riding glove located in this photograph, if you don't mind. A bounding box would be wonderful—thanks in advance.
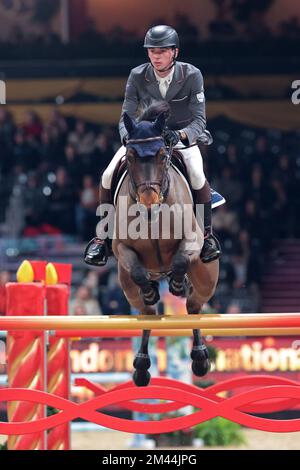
[164,129,181,146]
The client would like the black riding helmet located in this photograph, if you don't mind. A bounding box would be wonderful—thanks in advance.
[144,25,179,72]
[144,25,179,49]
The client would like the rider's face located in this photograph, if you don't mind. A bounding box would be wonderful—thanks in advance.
[148,47,178,73]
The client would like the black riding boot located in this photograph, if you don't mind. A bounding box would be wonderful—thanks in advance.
[84,185,113,267]
[194,182,221,263]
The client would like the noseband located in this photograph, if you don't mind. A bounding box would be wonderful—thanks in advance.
[126,136,172,204]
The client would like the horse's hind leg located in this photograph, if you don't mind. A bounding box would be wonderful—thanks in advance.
[186,294,210,377]
[187,259,219,377]
[133,329,152,386]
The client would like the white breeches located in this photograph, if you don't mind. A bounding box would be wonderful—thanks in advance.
[101,142,206,190]
[175,141,206,190]
[102,145,127,189]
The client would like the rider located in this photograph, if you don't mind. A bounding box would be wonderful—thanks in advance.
[84,24,221,266]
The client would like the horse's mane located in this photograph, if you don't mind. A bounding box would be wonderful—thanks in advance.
[138,101,170,123]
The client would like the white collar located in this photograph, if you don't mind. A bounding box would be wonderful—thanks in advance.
[154,66,175,84]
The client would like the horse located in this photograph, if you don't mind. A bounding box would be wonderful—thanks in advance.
[112,104,219,386]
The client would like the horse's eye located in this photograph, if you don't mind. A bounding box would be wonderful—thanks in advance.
[160,153,167,161]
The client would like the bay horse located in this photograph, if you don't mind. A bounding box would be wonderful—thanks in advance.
[112,105,219,386]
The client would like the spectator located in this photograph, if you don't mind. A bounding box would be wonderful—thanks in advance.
[226,303,241,314]
[22,172,47,234]
[231,251,247,289]
[70,285,102,316]
[214,167,242,209]
[63,143,83,186]
[94,131,115,170]
[12,130,34,170]
[39,129,63,169]
[239,199,262,239]
[0,108,15,146]
[47,167,77,234]
[76,175,98,240]
[48,108,68,139]
[22,110,43,141]
[83,270,100,298]
[68,119,95,156]
[73,304,88,316]
[102,271,131,315]
[269,177,288,238]
[213,205,239,239]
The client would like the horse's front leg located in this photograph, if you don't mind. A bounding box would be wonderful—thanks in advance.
[117,242,160,306]
[168,234,201,297]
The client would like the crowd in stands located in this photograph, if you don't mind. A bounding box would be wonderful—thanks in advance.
[0,10,300,66]
[0,106,299,315]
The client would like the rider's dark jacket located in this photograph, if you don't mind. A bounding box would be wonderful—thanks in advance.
[119,61,206,145]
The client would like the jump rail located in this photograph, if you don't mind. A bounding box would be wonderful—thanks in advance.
[54,327,300,337]
[1,313,300,331]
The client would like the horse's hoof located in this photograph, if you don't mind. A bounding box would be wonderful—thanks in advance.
[190,344,209,361]
[133,353,151,371]
[190,344,210,376]
[168,275,191,298]
[169,281,187,297]
[133,369,151,387]
[143,290,160,305]
[140,281,160,305]
[192,358,210,377]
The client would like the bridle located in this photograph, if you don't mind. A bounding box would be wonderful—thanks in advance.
[126,135,172,204]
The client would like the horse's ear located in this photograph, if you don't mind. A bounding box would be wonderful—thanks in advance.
[123,112,136,135]
[153,112,166,134]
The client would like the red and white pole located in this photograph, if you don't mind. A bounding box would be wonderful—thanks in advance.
[46,262,72,450]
